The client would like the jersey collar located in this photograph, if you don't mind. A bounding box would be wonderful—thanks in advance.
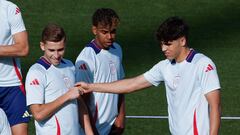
[171,49,197,64]
[37,57,51,69]
[37,57,66,69]
[87,39,116,54]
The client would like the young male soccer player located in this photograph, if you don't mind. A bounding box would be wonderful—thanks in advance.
[0,108,12,135]
[77,16,221,135]
[25,24,93,135]
[0,0,30,135]
[75,8,125,135]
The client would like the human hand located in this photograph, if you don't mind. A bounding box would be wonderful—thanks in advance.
[75,82,92,94]
[109,116,125,135]
[66,86,81,100]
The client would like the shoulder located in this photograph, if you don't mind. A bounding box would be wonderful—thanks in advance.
[26,63,48,80]
[156,59,171,67]
[61,58,74,66]
[1,0,18,12]
[76,45,97,62]
[28,63,47,73]
[112,42,122,49]
[192,53,215,65]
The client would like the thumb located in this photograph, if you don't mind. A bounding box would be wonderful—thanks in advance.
[74,82,82,87]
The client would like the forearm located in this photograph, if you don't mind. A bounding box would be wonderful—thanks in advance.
[31,93,70,121]
[206,90,221,135]
[117,94,126,120]
[0,43,29,57]
[209,106,221,135]
[0,31,29,57]
[88,75,151,94]
[78,97,94,135]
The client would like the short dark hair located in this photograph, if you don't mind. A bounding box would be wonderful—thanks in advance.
[92,8,120,27]
[156,16,189,44]
[41,23,66,44]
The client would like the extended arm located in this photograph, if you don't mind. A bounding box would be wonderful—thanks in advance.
[205,90,221,135]
[0,31,29,57]
[77,74,152,94]
[30,87,80,122]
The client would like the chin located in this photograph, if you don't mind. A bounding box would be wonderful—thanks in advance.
[52,62,60,66]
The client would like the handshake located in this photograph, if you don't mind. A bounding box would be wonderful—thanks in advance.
[66,82,93,100]
[75,82,92,95]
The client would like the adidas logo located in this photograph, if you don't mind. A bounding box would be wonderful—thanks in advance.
[79,63,87,70]
[205,64,214,72]
[30,79,39,85]
[15,7,20,15]
[22,110,30,118]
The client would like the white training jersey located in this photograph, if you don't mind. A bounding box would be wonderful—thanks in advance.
[144,49,220,135]
[0,0,26,86]
[0,108,12,135]
[26,57,79,135]
[75,40,125,135]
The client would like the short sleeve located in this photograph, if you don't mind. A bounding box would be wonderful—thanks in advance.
[25,66,46,106]
[7,3,26,35]
[198,58,221,94]
[144,61,164,86]
[119,64,125,79]
[75,48,95,83]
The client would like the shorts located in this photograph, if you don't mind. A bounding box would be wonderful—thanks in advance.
[0,86,30,126]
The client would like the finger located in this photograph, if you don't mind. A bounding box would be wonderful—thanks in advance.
[77,86,85,95]
[75,82,83,87]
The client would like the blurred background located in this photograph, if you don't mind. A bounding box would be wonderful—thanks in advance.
[11,0,240,134]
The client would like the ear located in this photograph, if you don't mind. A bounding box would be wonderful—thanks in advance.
[40,42,45,51]
[92,26,97,35]
[180,37,187,47]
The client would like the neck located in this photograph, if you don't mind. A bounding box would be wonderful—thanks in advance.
[175,47,190,63]
[93,39,104,49]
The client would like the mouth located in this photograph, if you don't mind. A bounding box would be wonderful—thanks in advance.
[106,41,113,45]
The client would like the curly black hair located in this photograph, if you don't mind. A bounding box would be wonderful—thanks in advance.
[156,16,189,45]
[92,8,120,27]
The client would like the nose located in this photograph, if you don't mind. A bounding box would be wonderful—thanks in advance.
[54,51,60,58]
[161,44,168,52]
[107,33,113,39]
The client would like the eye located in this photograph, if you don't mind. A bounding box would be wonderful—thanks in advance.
[48,49,55,52]
[110,29,116,34]
[101,30,108,34]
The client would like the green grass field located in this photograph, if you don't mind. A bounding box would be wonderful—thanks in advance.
[11,0,240,134]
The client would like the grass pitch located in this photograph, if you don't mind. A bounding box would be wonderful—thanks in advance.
[10,0,240,134]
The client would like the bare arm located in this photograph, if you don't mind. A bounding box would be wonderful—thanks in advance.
[78,97,94,135]
[109,94,125,135]
[80,93,99,135]
[0,31,29,57]
[205,90,221,135]
[30,87,80,122]
[77,74,152,94]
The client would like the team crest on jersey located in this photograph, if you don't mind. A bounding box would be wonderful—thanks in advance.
[173,75,180,90]
[63,76,72,89]
[109,61,116,75]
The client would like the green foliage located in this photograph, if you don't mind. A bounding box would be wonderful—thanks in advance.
[10,0,240,134]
